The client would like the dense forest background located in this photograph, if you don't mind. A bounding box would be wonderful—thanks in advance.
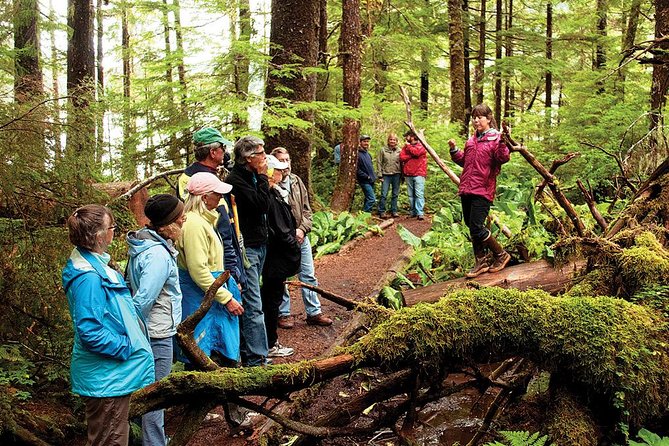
[1,0,669,444]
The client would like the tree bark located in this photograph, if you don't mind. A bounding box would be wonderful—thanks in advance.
[14,0,43,103]
[47,0,62,160]
[448,0,467,134]
[264,0,320,190]
[121,5,136,180]
[594,0,607,70]
[503,0,514,118]
[95,0,104,166]
[545,1,552,114]
[649,0,669,134]
[330,0,362,211]
[463,0,472,122]
[494,0,503,125]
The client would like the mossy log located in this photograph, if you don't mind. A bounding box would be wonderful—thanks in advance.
[130,288,669,442]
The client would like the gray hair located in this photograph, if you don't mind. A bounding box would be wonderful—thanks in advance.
[193,142,221,162]
[234,135,265,165]
[270,147,288,157]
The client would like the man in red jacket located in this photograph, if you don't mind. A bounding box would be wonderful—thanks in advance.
[399,131,427,220]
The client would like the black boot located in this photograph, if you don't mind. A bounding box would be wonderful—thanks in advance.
[486,236,511,273]
[466,241,490,278]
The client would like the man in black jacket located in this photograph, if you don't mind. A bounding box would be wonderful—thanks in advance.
[224,136,271,366]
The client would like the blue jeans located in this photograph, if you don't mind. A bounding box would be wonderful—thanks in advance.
[241,245,268,366]
[142,337,173,446]
[279,236,321,318]
[360,182,376,212]
[406,176,425,217]
[378,174,400,215]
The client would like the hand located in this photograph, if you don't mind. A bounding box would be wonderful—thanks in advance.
[256,156,268,175]
[448,139,457,150]
[225,298,244,316]
[296,228,305,244]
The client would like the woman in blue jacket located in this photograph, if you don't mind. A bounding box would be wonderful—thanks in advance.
[126,194,184,446]
[62,204,154,446]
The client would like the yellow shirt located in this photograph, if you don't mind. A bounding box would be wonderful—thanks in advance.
[176,209,232,304]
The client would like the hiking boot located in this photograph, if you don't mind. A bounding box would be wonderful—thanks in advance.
[268,342,294,358]
[306,313,333,326]
[466,256,490,278]
[486,236,511,273]
[391,213,399,218]
[278,315,294,329]
[417,215,425,220]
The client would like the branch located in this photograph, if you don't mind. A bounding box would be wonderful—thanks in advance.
[176,271,230,371]
[576,180,608,232]
[579,140,636,194]
[501,123,587,236]
[0,96,72,131]
[535,152,580,197]
[285,281,390,319]
[112,168,185,202]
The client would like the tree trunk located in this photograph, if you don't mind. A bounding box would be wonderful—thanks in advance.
[623,0,642,52]
[95,0,104,167]
[463,0,472,123]
[48,0,62,160]
[503,0,514,118]
[161,0,178,164]
[173,0,189,165]
[14,0,43,103]
[330,0,362,211]
[448,0,467,134]
[402,259,585,307]
[649,0,669,134]
[264,0,320,190]
[594,0,607,70]
[66,0,95,175]
[121,5,136,180]
[232,0,251,127]
[545,1,552,124]
[475,0,486,105]
[494,0,503,125]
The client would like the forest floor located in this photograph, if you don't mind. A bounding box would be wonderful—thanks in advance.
[176,214,433,446]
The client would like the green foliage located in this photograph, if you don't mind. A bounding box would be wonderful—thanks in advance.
[0,345,34,401]
[309,211,380,258]
[484,430,553,446]
[630,429,669,446]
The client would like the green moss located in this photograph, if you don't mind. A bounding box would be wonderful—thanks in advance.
[545,391,598,446]
[618,232,669,290]
[344,288,669,425]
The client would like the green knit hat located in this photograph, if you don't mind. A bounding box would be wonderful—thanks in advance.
[193,127,233,147]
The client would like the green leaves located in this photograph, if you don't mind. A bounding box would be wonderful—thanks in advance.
[309,211,381,258]
[484,430,553,446]
[629,429,669,446]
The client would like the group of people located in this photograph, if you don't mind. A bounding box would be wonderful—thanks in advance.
[347,103,512,278]
[63,102,512,446]
[351,131,428,220]
[62,129,332,446]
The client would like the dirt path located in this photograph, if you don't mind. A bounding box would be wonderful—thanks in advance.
[181,215,432,445]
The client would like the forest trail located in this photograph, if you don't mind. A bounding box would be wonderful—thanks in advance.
[182,214,433,446]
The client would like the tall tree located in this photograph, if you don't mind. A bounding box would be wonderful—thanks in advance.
[66,0,95,172]
[14,0,43,103]
[503,0,514,118]
[463,0,472,121]
[448,0,467,133]
[420,0,431,112]
[545,1,552,115]
[95,0,104,166]
[47,0,62,160]
[494,0,503,124]
[161,0,178,163]
[330,0,362,211]
[264,0,320,187]
[475,0,486,105]
[120,4,136,179]
[594,0,607,70]
[649,0,669,135]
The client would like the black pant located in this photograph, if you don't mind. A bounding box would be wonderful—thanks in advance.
[461,194,492,243]
[261,276,285,348]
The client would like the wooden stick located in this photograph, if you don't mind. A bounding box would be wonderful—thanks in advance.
[114,168,185,201]
[576,180,608,232]
[399,86,512,239]
[536,152,580,197]
[501,123,587,237]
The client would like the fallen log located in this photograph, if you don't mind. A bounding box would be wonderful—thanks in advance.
[402,259,585,307]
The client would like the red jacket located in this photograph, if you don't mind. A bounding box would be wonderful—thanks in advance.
[450,129,510,202]
[399,142,427,177]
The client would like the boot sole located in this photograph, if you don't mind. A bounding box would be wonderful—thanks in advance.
[465,266,490,278]
[489,253,511,273]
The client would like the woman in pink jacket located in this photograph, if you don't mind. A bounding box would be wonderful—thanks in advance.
[448,104,511,278]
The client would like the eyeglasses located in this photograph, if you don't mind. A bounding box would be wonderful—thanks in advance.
[107,225,117,232]
[250,150,266,158]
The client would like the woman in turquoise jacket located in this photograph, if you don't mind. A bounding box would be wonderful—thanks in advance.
[62,204,154,446]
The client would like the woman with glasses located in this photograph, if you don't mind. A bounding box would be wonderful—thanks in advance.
[62,204,154,446]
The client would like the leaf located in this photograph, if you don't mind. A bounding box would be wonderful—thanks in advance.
[362,403,376,415]
[397,224,422,248]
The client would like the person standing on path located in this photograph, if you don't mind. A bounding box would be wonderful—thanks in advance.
[177,127,247,291]
[62,205,154,446]
[126,194,185,446]
[270,147,333,329]
[224,136,272,366]
[376,133,402,218]
[357,134,377,213]
[399,130,428,220]
[448,103,512,278]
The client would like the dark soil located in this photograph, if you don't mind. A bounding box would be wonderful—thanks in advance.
[179,215,432,446]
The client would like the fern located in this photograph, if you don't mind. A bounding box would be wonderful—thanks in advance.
[484,430,553,446]
[629,429,669,446]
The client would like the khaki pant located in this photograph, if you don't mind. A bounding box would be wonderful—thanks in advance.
[83,395,131,446]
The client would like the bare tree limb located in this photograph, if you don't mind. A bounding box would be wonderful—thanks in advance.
[113,168,185,202]
[0,96,72,131]
[576,180,608,232]
[536,152,580,197]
